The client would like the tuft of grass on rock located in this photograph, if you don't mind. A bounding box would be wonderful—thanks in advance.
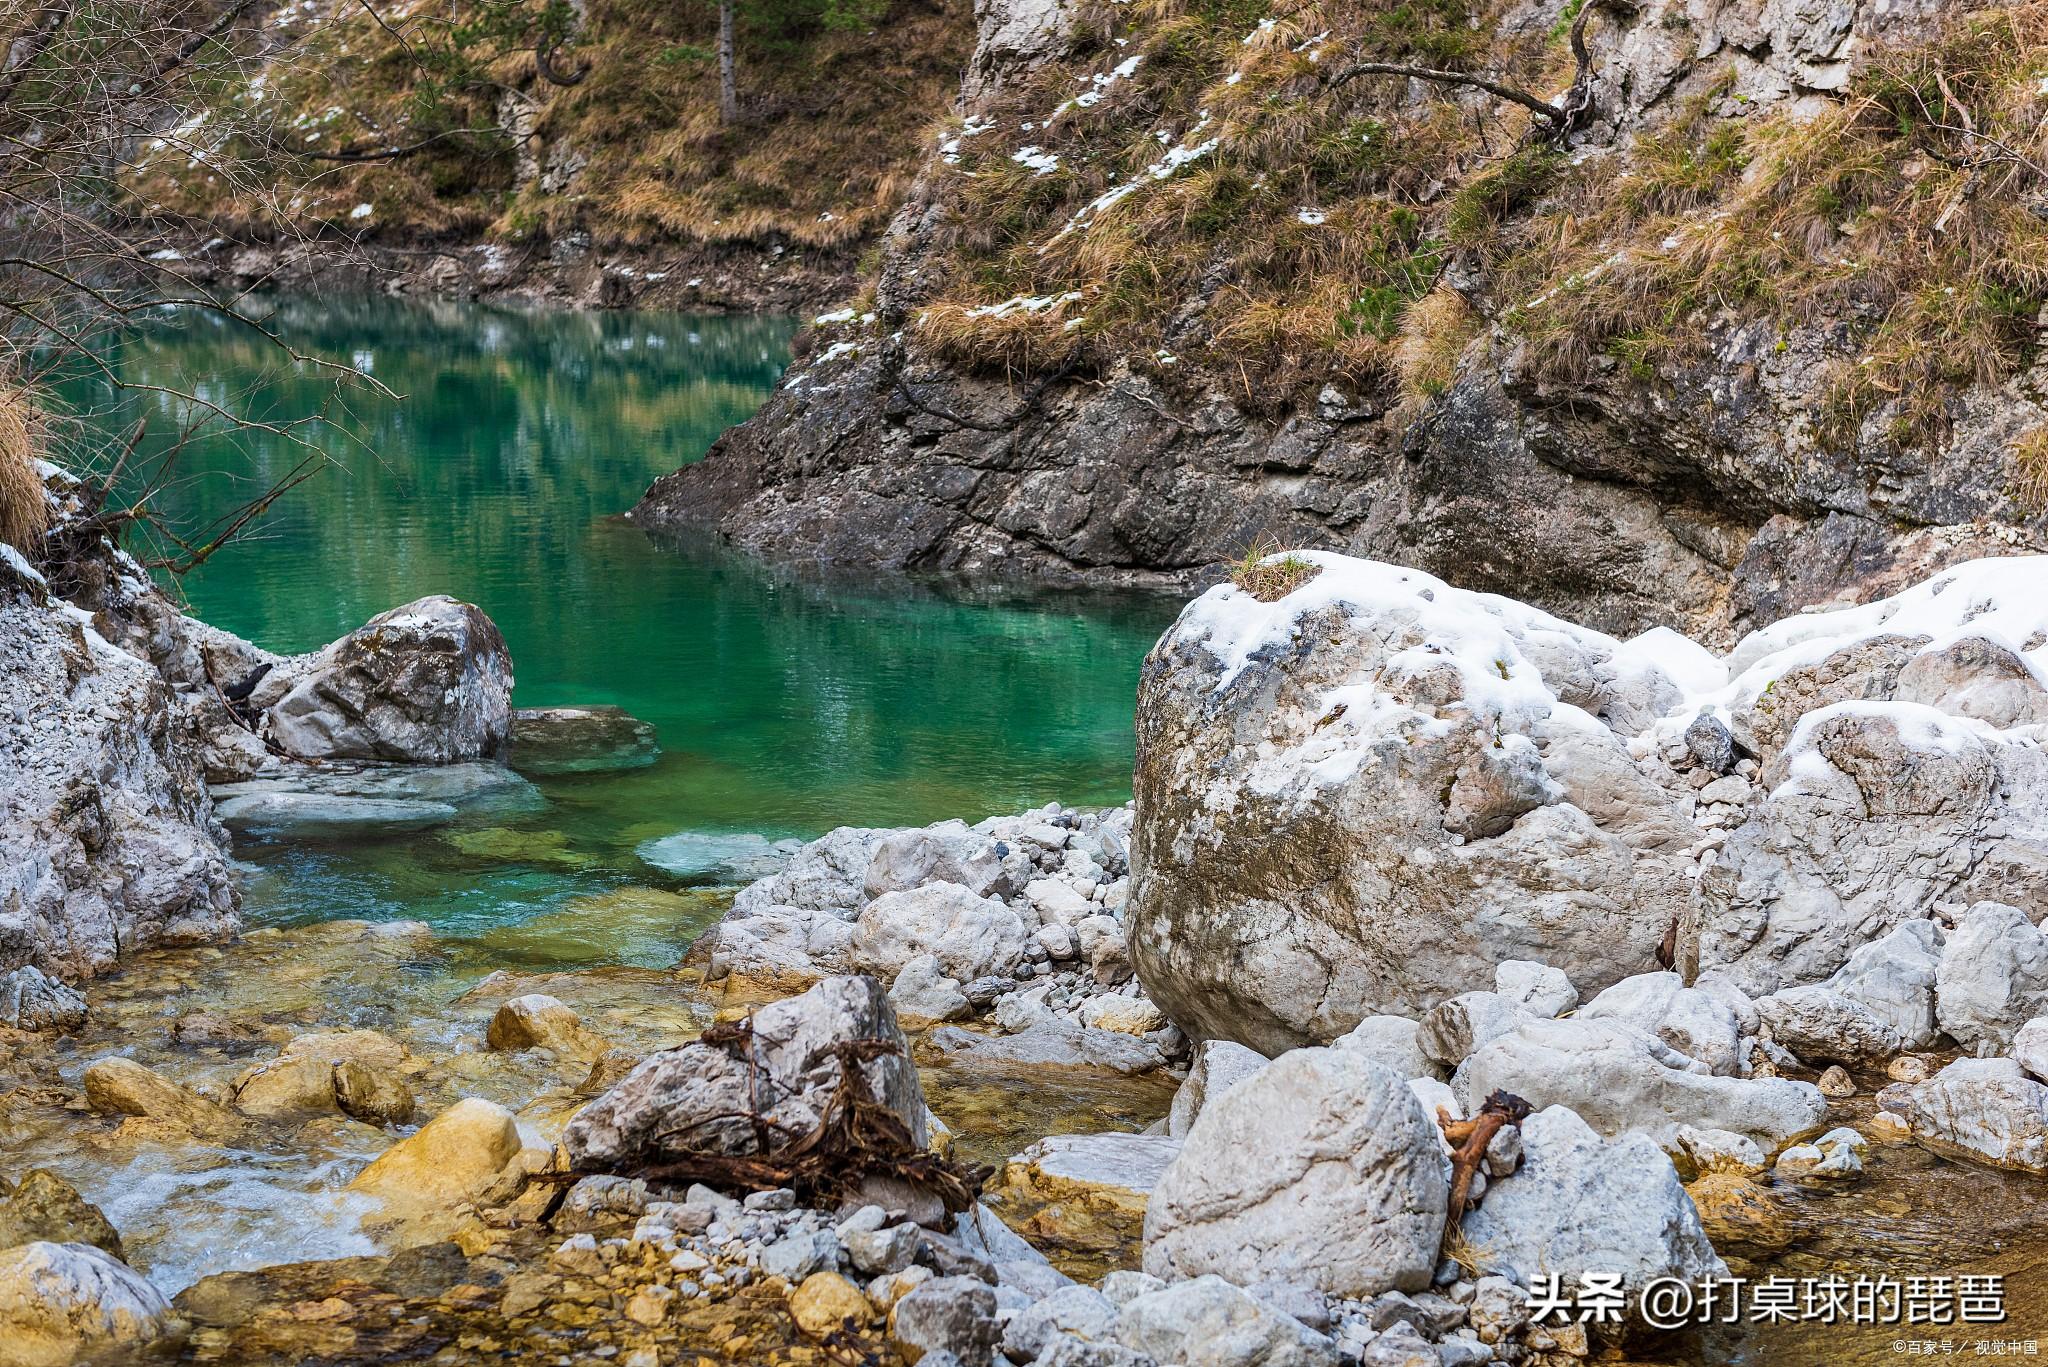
[1230,544,1320,601]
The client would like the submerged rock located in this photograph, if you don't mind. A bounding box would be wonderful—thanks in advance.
[348,1096,532,1217]
[0,1172,123,1259]
[81,1057,236,1136]
[0,1241,171,1367]
[1144,1049,1447,1298]
[249,595,513,763]
[486,994,608,1062]
[638,830,803,883]
[508,704,659,774]
[211,791,459,837]
[996,1133,1182,1265]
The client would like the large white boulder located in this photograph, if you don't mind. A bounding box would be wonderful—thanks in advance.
[851,882,1027,983]
[1143,1048,1446,1297]
[1460,1017,1828,1148]
[0,1241,172,1367]
[1579,972,1741,1075]
[1754,985,1901,1066]
[1458,1107,1726,1312]
[1877,1057,2048,1174]
[1935,902,2048,1050]
[251,595,513,763]
[1129,555,1697,1051]
[1823,920,1943,1049]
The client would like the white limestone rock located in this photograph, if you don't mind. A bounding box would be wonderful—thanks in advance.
[1878,1056,2048,1174]
[1143,1048,1447,1298]
[852,882,1028,984]
[1460,1017,1828,1148]
[1823,919,1943,1050]
[1458,1107,1727,1314]
[1114,1275,1340,1367]
[1935,902,2048,1051]
[1754,985,1902,1066]
[1330,1016,1436,1079]
[1167,1039,1270,1139]
[1579,972,1742,1076]
[1493,960,1577,1017]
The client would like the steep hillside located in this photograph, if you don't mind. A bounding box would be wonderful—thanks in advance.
[125,0,973,308]
[634,0,2048,643]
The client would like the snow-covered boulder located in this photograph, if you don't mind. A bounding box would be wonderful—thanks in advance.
[1128,555,1699,1050]
[1144,1048,1447,1297]
[1684,560,2048,996]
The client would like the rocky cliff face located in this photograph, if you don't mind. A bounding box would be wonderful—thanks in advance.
[634,0,2048,645]
[0,548,239,984]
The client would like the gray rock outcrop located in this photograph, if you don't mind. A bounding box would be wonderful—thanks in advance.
[1143,1049,1446,1298]
[1458,1107,1726,1312]
[564,974,930,1171]
[249,595,513,763]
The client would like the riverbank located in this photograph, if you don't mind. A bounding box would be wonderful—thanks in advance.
[152,237,859,315]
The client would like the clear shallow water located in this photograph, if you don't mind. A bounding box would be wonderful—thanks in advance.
[59,296,1175,952]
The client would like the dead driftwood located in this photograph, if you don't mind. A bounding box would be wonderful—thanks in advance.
[1438,1088,1532,1251]
[540,1021,992,1217]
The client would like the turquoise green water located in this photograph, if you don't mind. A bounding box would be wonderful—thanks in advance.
[62,297,1174,964]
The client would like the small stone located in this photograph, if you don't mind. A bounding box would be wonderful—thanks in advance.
[848,1224,920,1276]
[624,1285,673,1326]
[1818,1065,1855,1097]
[790,1271,872,1338]
[1868,1110,1913,1144]
[333,1060,416,1127]
[1774,1144,1825,1179]
[744,1188,797,1213]
[1886,1055,1932,1084]
[891,1275,999,1367]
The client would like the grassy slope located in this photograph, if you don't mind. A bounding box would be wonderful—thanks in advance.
[126,0,973,257]
[813,0,2046,453]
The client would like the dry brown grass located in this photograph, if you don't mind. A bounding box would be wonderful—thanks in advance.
[1229,541,1320,600]
[1491,3,2048,449]
[126,0,970,253]
[0,389,50,556]
[904,0,1557,411]
[2013,426,2048,513]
